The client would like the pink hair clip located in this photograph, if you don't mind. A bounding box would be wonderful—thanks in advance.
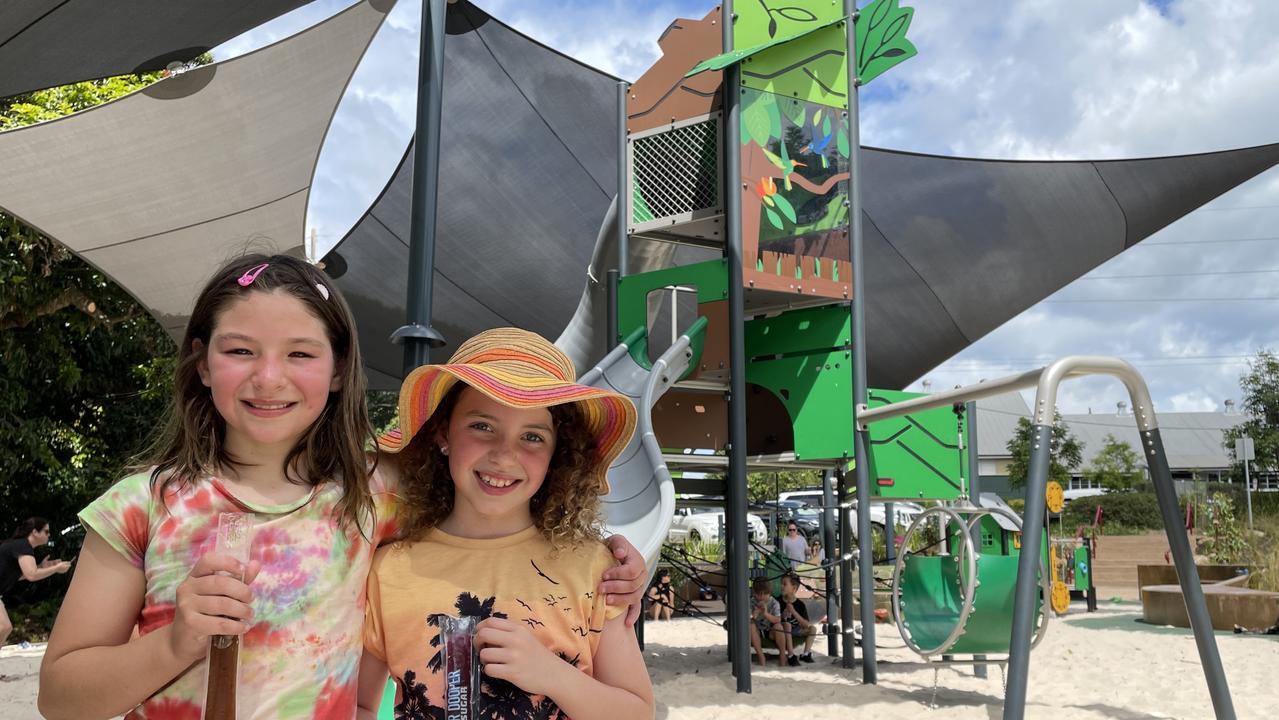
[237,263,270,286]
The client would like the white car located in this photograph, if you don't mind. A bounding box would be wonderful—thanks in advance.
[777,490,923,533]
[668,506,768,545]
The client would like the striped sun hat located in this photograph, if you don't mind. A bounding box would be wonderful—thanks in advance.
[376,327,637,494]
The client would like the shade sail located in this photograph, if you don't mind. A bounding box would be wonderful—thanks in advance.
[324,0,622,390]
[0,0,392,337]
[338,124,1279,388]
[0,0,332,99]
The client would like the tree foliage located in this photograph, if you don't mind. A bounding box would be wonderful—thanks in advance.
[1084,433,1144,493]
[1005,410,1084,491]
[1223,349,1279,476]
[746,468,822,505]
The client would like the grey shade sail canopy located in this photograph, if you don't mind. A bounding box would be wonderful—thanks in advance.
[327,5,1279,390]
[0,0,316,99]
[0,0,393,338]
[325,0,622,390]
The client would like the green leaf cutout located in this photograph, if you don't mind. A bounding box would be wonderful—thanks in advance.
[823,114,832,137]
[772,193,797,224]
[764,206,784,230]
[837,129,849,158]
[857,0,919,85]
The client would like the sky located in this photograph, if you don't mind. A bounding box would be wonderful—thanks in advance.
[213,0,1279,417]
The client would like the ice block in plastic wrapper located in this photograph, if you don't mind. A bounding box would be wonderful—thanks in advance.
[202,512,253,720]
[439,615,479,720]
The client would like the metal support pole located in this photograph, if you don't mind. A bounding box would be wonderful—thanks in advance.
[967,400,981,501]
[1243,456,1254,530]
[844,1,877,683]
[965,400,987,678]
[1003,424,1053,719]
[822,468,839,658]
[607,269,619,351]
[837,468,855,668]
[721,0,751,693]
[616,81,630,277]
[883,503,895,563]
[392,0,448,370]
[1144,429,1237,719]
[1085,540,1098,613]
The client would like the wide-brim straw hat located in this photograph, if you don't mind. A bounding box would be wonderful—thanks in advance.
[376,328,637,494]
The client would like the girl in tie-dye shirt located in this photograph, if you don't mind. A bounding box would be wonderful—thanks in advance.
[38,255,646,720]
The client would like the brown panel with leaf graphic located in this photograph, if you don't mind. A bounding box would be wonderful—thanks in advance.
[626,7,724,134]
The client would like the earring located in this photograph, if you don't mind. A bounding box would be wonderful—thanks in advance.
[440,445,449,456]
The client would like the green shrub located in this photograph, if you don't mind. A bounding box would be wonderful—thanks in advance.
[4,598,61,644]
[1201,493,1249,564]
[1008,498,1025,513]
[1063,492,1167,531]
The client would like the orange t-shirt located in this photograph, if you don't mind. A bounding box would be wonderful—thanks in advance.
[364,526,623,719]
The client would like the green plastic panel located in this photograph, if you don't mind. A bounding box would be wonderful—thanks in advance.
[738,305,970,491]
[867,388,967,500]
[733,0,845,56]
[1073,544,1091,591]
[687,18,843,77]
[740,21,849,108]
[616,261,725,377]
[691,1,916,91]
[898,554,1043,655]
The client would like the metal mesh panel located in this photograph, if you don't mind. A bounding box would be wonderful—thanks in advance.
[631,117,719,224]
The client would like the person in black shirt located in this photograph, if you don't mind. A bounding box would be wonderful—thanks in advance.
[647,569,676,621]
[777,572,817,664]
[1,517,71,644]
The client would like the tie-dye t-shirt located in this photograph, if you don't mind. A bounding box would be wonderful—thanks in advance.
[79,468,401,719]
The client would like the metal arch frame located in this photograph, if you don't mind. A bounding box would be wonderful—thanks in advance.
[890,504,1050,659]
[858,356,1236,720]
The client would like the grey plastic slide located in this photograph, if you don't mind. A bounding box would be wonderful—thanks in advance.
[578,322,703,575]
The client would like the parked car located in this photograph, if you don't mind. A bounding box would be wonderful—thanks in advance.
[668,505,768,545]
[751,499,821,537]
[777,489,923,534]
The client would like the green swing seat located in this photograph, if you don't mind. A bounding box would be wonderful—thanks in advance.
[897,553,1042,656]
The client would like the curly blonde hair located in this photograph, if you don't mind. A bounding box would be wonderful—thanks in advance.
[397,384,604,550]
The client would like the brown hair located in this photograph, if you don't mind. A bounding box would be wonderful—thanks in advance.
[752,577,772,594]
[139,253,375,533]
[397,384,603,549]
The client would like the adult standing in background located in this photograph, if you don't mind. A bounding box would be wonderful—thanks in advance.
[781,522,808,568]
[1,517,71,645]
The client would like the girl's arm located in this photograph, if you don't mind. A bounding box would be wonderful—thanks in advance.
[599,535,647,624]
[356,650,391,720]
[477,615,653,720]
[39,531,257,720]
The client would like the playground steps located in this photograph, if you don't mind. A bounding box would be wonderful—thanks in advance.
[1092,532,1172,601]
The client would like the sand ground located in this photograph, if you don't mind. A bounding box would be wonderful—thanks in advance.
[4,601,1277,719]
